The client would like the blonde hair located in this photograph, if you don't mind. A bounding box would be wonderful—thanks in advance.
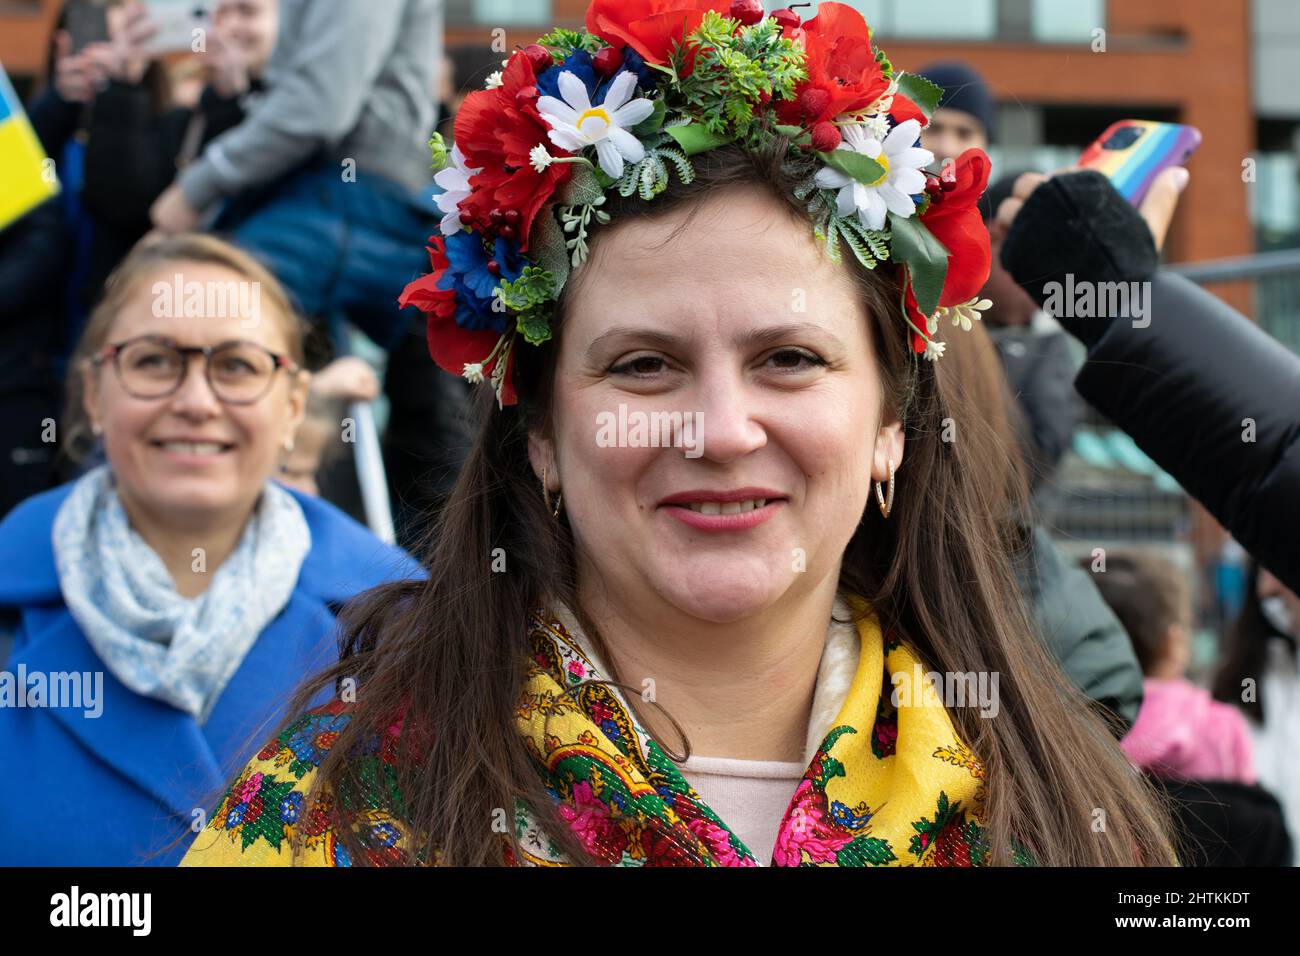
[63,233,307,464]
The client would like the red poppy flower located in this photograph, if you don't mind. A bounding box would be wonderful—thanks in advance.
[453,52,573,251]
[903,148,992,352]
[586,0,732,68]
[399,237,515,403]
[921,147,992,307]
[776,3,890,127]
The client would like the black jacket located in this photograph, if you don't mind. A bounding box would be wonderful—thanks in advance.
[1152,776,1293,867]
[76,79,255,301]
[81,79,251,235]
[1000,171,1300,594]
[0,200,66,517]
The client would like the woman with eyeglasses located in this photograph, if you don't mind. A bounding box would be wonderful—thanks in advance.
[0,234,422,865]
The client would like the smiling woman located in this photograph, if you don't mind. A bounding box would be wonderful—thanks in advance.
[182,149,1177,869]
[63,236,309,556]
[0,234,422,865]
[180,1,1178,869]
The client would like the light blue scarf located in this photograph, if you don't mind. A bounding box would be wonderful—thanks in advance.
[51,465,311,723]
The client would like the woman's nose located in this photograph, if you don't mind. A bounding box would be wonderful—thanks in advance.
[691,373,766,464]
[168,355,223,416]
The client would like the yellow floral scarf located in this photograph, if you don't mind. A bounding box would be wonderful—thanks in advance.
[512,594,998,866]
[181,594,1007,866]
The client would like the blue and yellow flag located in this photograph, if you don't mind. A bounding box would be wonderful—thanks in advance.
[0,61,60,232]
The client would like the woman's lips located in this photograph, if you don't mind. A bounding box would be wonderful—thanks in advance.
[660,499,784,532]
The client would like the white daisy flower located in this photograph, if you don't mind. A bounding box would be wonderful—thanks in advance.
[485,70,503,89]
[462,362,485,384]
[814,118,934,232]
[537,70,654,179]
[923,337,946,361]
[434,144,481,237]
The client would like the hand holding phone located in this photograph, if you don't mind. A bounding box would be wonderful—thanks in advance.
[1076,120,1200,207]
[64,0,110,53]
[139,0,212,55]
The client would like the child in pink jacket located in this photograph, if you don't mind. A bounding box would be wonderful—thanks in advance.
[1088,551,1255,783]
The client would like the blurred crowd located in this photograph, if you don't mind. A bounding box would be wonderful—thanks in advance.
[3,0,477,547]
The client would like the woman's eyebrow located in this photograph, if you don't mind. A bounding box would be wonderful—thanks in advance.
[739,323,844,350]
[585,327,684,360]
[585,322,841,359]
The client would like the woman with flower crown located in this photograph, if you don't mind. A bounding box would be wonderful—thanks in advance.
[181,0,1177,867]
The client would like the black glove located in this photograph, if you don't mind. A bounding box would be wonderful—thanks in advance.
[998,171,1160,347]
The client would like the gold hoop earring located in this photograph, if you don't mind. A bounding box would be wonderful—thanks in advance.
[541,463,562,518]
[875,459,895,519]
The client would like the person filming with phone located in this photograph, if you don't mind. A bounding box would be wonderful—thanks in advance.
[69,0,281,305]
[996,151,1300,597]
[147,0,443,360]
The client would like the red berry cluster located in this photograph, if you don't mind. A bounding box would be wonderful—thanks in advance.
[729,0,765,25]
[486,207,522,245]
[521,44,553,75]
[811,122,841,152]
[729,0,808,29]
[923,173,958,205]
[771,7,804,30]
[592,46,623,76]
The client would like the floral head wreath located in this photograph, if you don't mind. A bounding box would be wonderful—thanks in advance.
[400,0,994,408]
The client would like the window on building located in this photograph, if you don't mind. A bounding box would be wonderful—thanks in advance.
[446,0,552,25]
[852,0,1104,41]
[1031,0,1105,42]
[850,0,996,39]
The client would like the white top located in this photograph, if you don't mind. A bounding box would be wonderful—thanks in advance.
[679,754,807,866]
[1250,640,1300,866]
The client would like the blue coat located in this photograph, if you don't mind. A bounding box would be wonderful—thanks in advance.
[0,481,423,865]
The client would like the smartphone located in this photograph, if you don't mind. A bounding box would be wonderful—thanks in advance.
[140,0,213,54]
[1077,120,1201,207]
[64,0,111,53]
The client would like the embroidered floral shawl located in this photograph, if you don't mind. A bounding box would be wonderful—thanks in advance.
[182,596,1013,866]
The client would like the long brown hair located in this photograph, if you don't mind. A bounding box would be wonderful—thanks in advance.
[933,319,1029,518]
[281,142,1177,866]
[1213,561,1298,725]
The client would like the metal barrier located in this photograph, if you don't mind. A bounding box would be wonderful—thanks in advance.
[327,313,396,545]
[1169,247,1300,353]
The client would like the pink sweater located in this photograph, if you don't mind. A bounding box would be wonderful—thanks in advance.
[1120,678,1256,784]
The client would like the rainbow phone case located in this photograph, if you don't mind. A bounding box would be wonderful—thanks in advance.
[1077,120,1201,206]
